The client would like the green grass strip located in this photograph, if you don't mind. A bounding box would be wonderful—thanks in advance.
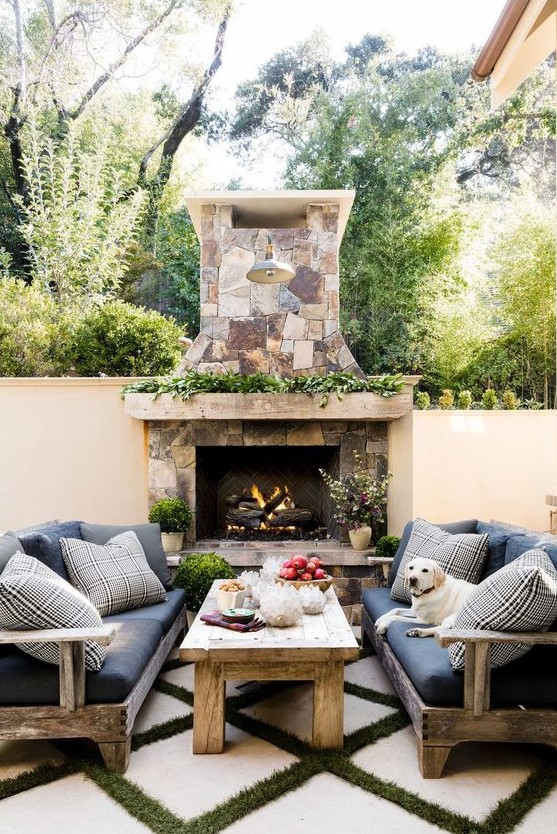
[132,715,193,751]
[480,758,557,834]
[326,756,476,834]
[344,679,403,709]
[343,709,410,755]
[0,759,81,800]
[154,678,194,706]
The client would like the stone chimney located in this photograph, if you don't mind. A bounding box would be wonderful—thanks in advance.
[179,190,364,378]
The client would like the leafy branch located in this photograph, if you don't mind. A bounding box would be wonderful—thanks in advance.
[122,370,405,406]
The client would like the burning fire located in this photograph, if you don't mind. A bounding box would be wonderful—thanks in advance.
[250,484,293,512]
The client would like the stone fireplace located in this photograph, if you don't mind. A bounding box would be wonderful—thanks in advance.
[124,190,417,619]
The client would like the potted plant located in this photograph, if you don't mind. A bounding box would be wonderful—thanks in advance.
[173,552,235,625]
[148,497,192,553]
[320,454,391,550]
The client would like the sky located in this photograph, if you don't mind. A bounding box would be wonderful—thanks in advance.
[194,0,509,186]
[219,0,506,89]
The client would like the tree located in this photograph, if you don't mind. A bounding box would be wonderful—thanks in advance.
[1,0,231,262]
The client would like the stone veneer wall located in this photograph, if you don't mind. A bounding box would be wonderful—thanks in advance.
[148,419,389,546]
[178,202,363,377]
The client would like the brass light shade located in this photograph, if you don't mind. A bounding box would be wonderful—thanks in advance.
[246,235,295,284]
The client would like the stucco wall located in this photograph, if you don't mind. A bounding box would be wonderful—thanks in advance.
[1,380,556,537]
[0,379,148,532]
[388,410,557,535]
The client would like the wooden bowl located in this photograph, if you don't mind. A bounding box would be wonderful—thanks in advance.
[274,574,334,593]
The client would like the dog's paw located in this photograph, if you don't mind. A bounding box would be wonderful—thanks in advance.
[405,628,421,638]
[374,619,388,637]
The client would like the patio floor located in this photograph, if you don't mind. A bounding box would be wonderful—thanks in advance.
[1,644,557,833]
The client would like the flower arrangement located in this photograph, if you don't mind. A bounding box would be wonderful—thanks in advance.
[320,454,391,533]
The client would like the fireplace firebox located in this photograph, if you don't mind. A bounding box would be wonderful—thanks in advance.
[195,446,338,540]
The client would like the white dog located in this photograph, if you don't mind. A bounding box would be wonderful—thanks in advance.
[374,557,476,638]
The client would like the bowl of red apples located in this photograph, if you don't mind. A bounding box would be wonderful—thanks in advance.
[275,554,333,592]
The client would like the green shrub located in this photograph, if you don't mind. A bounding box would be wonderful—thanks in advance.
[375,535,401,560]
[415,391,430,410]
[173,552,235,611]
[501,389,518,410]
[71,300,182,376]
[148,497,192,533]
[481,388,499,410]
[438,389,454,410]
[457,390,472,410]
[0,277,72,376]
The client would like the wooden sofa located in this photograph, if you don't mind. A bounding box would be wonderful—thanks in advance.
[0,520,187,773]
[362,519,557,777]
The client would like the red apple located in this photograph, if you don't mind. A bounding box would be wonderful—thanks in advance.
[305,562,316,574]
[285,567,298,580]
[283,560,292,569]
[279,568,289,578]
[314,568,326,579]
[300,572,313,581]
[309,556,322,566]
[291,555,308,572]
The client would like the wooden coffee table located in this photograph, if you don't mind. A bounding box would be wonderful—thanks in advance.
[179,580,359,753]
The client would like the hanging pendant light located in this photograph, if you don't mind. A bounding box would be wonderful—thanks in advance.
[246,235,295,284]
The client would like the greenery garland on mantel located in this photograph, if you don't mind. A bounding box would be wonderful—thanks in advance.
[122,370,405,407]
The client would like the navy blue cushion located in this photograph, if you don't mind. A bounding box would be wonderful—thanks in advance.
[362,587,407,622]
[363,586,557,708]
[18,521,83,581]
[387,519,478,586]
[505,534,557,572]
[103,588,185,634]
[0,618,163,706]
[0,531,22,574]
[476,521,515,578]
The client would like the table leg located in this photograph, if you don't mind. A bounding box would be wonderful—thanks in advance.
[192,661,225,753]
[312,660,344,748]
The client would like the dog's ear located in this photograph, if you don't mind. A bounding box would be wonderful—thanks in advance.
[403,561,413,587]
[432,563,445,589]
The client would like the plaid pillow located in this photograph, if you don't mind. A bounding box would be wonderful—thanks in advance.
[60,531,166,617]
[0,552,106,671]
[390,518,489,603]
[448,549,557,670]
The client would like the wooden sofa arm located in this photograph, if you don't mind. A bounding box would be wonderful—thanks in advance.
[434,627,557,717]
[0,626,115,712]
[366,556,393,580]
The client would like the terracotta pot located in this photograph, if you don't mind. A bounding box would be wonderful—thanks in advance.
[161,531,184,553]
[348,525,372,551]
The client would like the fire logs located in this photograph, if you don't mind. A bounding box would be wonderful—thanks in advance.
[224,488,317,534]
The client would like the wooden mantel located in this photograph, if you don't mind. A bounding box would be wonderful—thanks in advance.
[124,377,419,422]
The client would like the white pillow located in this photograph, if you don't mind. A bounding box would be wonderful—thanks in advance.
[61,531,166,616]
[0,552,106,670]
[448,549,557,670]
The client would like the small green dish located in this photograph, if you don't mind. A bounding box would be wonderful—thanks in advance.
[221,608,255,624]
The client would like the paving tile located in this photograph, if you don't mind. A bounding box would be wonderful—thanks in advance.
[133,688,192,733]
[351,726,541,822]
[0,739,66,780]
[0,773,151,834]
[239,682,395,741]
[343,654,397,695]
[220,771,448,834]
[126,726,298,821]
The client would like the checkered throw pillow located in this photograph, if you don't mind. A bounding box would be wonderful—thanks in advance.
[0,552,106,671]
[390,518,489,603]
[60,531,166,617]
[448,549,557,670]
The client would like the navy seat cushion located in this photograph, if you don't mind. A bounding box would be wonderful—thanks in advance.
[80,522,172,590]
[0,618,163,706]
[18,521,83,581]
[363,588,557,708]
[103,588,185,634]
[387,519,478,586]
